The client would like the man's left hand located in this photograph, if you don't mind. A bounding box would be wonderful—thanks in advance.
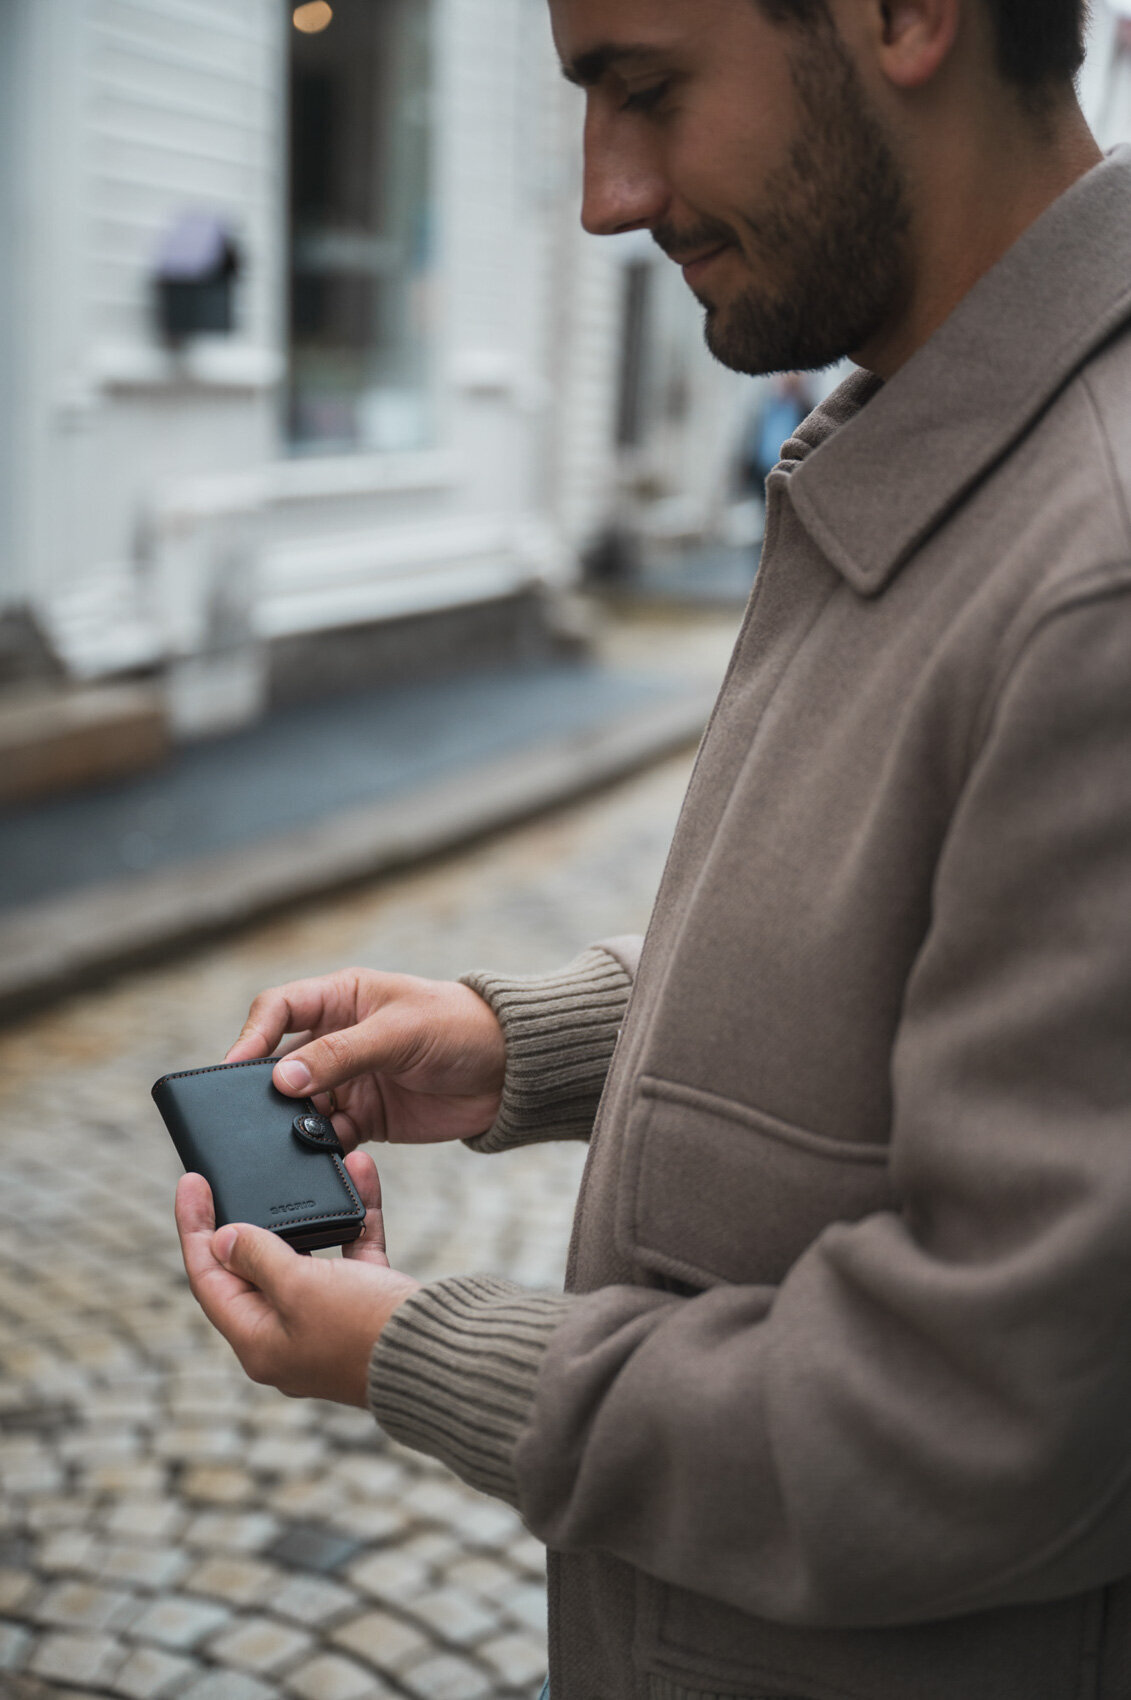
[175,1150,420,1407]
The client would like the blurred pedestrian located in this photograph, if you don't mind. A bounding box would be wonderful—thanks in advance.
[178,3,1131,1697]
[740,370,815,493]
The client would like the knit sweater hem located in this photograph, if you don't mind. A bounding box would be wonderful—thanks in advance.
[459,943,634,1154]
[367,1274,578,1503]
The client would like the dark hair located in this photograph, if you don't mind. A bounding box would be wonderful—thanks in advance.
[983,0,1089,86]
[757,0,1089,92]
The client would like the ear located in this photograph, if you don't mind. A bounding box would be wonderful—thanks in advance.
[873,0,961,90]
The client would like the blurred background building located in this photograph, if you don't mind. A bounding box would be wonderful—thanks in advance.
[0,0,753,778]
[1,0,1129,819]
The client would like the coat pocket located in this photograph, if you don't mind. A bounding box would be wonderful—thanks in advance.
[636,1571,1102,1700]
[647,1679,807,1700]
[616,1076,895,1290]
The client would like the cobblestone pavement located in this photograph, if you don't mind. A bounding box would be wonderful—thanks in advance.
[0,740,704,1700]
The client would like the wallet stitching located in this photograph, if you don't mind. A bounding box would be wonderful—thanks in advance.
[279,1157,363,1228]
[152,1058,285,1089]
[154,1058,364,1227]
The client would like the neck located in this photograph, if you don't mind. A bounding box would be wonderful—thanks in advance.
[857,96,1103,380]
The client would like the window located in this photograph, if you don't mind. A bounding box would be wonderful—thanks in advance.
[616,260,652,450]
[288,0,435,453]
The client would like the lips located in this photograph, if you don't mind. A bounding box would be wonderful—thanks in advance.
[680,244,732,285]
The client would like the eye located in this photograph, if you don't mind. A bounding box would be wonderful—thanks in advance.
[620,80,671,115]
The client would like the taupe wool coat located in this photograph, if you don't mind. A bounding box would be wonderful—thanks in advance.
[372,149,1131,1698]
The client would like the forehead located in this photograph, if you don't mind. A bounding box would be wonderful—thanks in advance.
[549,0,746,75]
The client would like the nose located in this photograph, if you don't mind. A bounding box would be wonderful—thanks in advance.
[580,105,670,237]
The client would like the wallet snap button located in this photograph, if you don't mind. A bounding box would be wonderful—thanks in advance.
[292,1112,341,1153]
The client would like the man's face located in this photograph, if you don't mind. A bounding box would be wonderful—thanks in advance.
[550,0,913,374]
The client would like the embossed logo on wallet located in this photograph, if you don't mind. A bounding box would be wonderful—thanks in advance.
[270,1199,316,1214]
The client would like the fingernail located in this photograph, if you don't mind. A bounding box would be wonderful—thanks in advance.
[276,1059,311,1091]
[214,1227,238,1265]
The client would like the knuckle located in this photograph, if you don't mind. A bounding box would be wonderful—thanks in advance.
[373,1008,426,1071]
[246,987,281,1022]
[316,1029,356,1077]
[241,1346,272,1386]
[233,1329,267,1378]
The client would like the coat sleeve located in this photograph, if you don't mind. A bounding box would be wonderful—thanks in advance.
[374,582,1131,1628]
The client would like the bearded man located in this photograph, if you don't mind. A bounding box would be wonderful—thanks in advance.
[178,3,1131,1696]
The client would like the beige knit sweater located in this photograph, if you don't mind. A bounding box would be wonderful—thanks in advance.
[366,941,635,1502]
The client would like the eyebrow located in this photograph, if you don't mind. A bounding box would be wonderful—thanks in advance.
[561,44,667,88]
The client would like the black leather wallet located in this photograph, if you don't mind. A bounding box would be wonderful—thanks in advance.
[153,1058,366,1252]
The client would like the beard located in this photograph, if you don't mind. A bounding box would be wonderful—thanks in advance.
[654,21,912,375]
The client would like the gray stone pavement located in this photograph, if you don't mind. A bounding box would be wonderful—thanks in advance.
[0,733,710,1699]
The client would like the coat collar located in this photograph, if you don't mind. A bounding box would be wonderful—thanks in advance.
[786,147,1131,597]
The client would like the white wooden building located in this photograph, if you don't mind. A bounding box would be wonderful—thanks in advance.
[0,0,749,739]
[1081,1,1131,147]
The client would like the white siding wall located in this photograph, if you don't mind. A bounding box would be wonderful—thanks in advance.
[1081,3,1131,148]
[540,71,754,557]
[12,1,1127,693]
[17,0,283,678]
[9,0,89,636]
[5,0,750,695]
[8,0,589,681]
[639,254,752,536]
[0,0,36,609]
[88,0,281,359]
[255,0,576,641]
[537,68,631,555]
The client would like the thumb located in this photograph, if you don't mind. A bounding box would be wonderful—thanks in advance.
[212,1223,299,1299]
[342,1150,390,1267]
[272,1025,373,1098]
[271,1011,425,1101]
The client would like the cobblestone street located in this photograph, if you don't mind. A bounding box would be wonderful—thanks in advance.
[0,749,699,1700]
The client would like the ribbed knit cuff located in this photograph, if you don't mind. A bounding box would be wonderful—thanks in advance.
[459,944,634,1153]
[368,1275,578,1504]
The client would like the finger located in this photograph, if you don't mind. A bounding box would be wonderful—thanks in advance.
[343,1150,390,1266]
[176,1170,216,1239]
[224,1033,271,1064]
[326,1104,364,1154]
[228,978,355,1065]
[315,1088,358,1150]
[212,1221,303,1307]
[272,1008,424,1100]
[226,1028,313,1066]
[176,1175,259,1318]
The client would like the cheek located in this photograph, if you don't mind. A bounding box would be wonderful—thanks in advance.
[669,100,788,227]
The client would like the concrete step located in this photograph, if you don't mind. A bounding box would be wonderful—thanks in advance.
[0,683,168,806]
[0,664,716,1018]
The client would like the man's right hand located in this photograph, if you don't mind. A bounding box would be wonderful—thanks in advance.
[224,969,506,1150]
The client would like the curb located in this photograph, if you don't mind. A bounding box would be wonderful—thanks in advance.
[0,687,714,1022]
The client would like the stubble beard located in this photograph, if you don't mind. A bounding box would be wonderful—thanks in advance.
[657,22,912,376]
